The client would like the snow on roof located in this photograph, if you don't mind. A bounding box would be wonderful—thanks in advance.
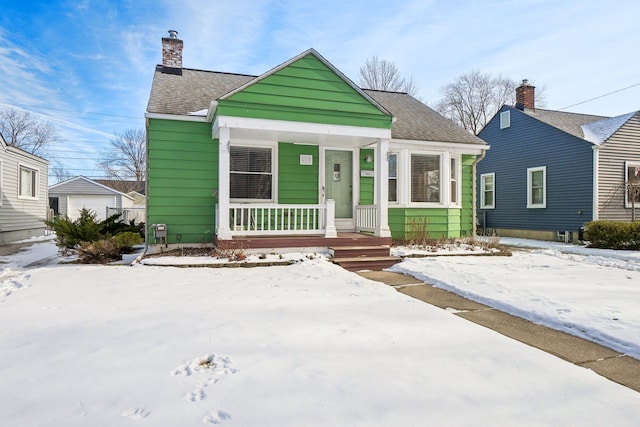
[581,111,636,145]
[187,109,208,116]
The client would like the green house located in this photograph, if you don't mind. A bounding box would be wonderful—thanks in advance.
[145,32,487,247]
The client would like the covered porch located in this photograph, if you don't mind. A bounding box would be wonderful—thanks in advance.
[213,114,392,240]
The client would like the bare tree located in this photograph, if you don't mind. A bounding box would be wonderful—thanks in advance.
[435,70,517,135]
[99,129,146,182]
[0,107,59,155]
[358,55,420,97]
[51,164,73,184]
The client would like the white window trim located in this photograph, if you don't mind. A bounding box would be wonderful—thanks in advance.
[480,173,495,209]
[448,154,462,207]
[409,151,443,207]
[500,111,511,129]
[625,160,640,208]
[527,166,546,208]
[388,152,399,204]
[229,141,277,203]
[17,163,39,200]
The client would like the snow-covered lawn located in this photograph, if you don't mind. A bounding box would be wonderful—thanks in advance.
[1,239,640,426]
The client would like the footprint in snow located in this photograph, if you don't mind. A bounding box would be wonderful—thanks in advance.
[120,407,150,419]
[202,410,231,424]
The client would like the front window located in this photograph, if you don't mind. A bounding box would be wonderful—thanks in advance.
[411,154,440,203]
[19,165,38,198]
[626,161,640,207]
[481,173,495,209]
[230,146,272,200]
[388,153,397,202]
[527,166,546,208]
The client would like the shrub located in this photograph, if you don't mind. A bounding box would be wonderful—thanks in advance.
[584,221,640,250]
[46,209,102,249]
[76,238,122,263]
[113,232,144,253]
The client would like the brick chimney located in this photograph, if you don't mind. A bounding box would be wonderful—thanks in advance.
[161,30,183,74]
[515,79,535,110]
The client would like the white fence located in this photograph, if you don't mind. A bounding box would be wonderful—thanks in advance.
[356,205,377,233]
[106,207,145,224]
[225,203,332,236]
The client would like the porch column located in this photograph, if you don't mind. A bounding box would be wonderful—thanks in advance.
[375,137,392,237]
[217,126,232,240]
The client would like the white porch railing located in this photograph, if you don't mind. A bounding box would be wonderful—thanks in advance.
[217,202,337,237]
[356,205,377,233]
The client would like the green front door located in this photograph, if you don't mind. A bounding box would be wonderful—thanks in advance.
[325,150,353,218]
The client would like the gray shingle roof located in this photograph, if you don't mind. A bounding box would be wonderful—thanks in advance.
[518,107,608,139]
[147,67,485,146]
[147,66,254,115]
[364,90,485,145]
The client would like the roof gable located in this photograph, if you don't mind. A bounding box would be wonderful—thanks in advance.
[216,49,392,129]
[49,175,130,198]
[581,111,638,145]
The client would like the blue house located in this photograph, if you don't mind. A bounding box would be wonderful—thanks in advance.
[477,80,640,241]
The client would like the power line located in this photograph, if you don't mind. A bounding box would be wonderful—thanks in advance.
[557,82,640,111]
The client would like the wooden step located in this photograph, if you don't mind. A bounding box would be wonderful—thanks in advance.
[329,245,390,258]
[332,256,401,272]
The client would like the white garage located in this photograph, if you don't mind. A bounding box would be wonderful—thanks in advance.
[67,195,118,221]
[49,176,136,222]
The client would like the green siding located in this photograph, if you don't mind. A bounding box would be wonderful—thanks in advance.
[147,119,218,244]
[387,155,476,240]
[359,149,374,205]
[278,142,319,203]
[217,54,392,129]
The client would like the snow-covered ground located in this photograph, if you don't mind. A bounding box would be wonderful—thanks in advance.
[1,239,640,426]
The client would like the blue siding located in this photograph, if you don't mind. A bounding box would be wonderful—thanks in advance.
[477,106,593,231]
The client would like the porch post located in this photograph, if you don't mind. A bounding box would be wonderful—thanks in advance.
[325,199,337,238]
[217,126,232,240]
[375,138,391,237]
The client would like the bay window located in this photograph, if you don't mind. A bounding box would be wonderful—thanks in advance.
[411,154,440,203]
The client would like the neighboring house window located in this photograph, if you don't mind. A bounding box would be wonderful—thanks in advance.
[18,165,38,199]
[481,173,495,209]
[411,154,440,203]
[0,160,3,207]
[626,161,640,207]
[230,146,273,200]
[450,156,459,205]
[500,111,510,129]
[388,153,397,202]
[527,166,546,208]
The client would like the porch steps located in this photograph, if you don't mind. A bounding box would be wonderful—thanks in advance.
[330,245,401,272]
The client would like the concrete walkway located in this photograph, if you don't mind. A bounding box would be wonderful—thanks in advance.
[358,270,640,393]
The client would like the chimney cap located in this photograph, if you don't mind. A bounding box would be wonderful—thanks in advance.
[521,79,529,86]
[167,30,179,39]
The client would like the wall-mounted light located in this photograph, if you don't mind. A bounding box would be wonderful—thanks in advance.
[365,155,372,163]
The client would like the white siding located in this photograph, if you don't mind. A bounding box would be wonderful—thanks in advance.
[48,176,132,219]
[0,144,49,243]
[597,113,640,221]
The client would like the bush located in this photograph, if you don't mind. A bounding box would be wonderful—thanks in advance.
[46,209,103,249]
[76,238,122,264]
[113,232,144,253]
[584,221,640,250]
[45,208,146,263]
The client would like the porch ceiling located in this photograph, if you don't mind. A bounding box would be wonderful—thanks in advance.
[215,115,390,147]
[229,127,380,147]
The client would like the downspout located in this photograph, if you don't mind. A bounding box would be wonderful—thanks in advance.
[471,149,487,237]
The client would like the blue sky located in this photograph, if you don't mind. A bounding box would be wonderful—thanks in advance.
[1,0,639,180]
